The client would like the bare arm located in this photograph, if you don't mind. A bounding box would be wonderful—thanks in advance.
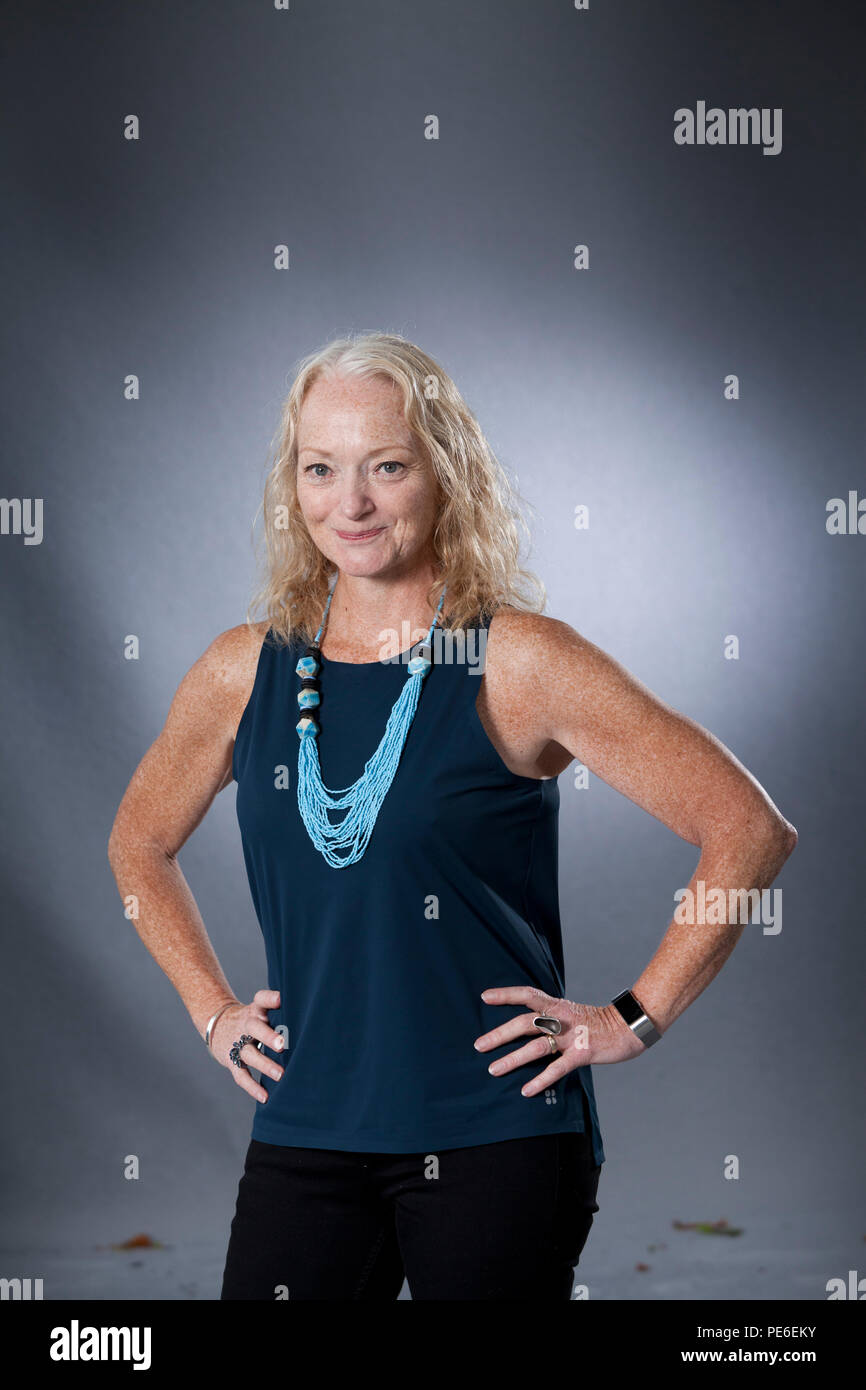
[475,613,797,1086]
[107,623,275,1053]
[535,618,797,1032]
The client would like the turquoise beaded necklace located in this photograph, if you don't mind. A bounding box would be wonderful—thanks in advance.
[294,581,447,868]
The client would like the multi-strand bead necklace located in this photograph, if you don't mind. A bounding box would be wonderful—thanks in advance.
[294,581,447,868]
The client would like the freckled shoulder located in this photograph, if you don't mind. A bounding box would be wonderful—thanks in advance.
[208,621,273,735]
[178,621,271,796]
[180,620,271,747]
[475,606,582,780]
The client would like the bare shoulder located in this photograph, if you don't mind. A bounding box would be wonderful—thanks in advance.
[481,605,797,850]
[485,604,573,645]
[172,620,272,735]
[193,620,271,691]
[478,606,649,779]
[475,606,590,779]
[108,621,274,852]
[485,604,641,695]
[484,603,677,735]
[484,605,591,686]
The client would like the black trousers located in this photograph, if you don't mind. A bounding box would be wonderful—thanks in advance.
[220,1092,601,1301]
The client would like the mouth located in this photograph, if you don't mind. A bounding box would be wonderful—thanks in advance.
[334,526,386,541]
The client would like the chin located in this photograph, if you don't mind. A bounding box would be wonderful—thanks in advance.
[332,541,388,565]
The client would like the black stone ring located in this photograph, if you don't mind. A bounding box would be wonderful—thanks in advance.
[229,1034,264,1067]
[532,1015,562,1036]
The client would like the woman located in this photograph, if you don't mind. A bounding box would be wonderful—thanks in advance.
[107,332,797,1301]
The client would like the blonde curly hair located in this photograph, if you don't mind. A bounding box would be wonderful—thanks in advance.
[246,331,546,645]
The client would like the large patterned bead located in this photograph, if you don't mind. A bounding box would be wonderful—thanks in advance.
[296,654,320,679]
[297,687,321,709]
[296,713,319,738]
[407,644,432,677]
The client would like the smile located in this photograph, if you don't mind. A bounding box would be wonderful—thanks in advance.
[335,527,385,541]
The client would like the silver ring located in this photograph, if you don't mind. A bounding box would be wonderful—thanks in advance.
[532,1014,562,1036]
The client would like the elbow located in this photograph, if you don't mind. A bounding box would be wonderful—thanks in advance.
[781,819,798,856]
[108,825,173,871]
[700,810,797,870]
[767,815,798,865]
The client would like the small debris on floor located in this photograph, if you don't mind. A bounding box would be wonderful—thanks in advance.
[672,1218,742,1237]
[107,1233,165,1251]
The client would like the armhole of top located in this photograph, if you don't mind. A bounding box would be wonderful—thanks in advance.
[231,626,274,784]
[467,608,546,786]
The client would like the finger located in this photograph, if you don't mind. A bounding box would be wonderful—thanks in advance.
[245,1010,285,1050]
[474,1008,553,1052]
[486,1033,561,1077]
[519,1054,575,1097]
[481,986,551,1010]
[243,1017,287,1072]
[239,1035,284,1082]
[238,1040,267,1072]
[248,991,284,1051]
[476,989,570,1050]
[231,1064,268,1104]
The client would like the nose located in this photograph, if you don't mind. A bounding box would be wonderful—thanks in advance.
[334,476,377,520]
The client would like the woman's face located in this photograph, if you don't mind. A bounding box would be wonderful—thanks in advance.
[295,372,441,581]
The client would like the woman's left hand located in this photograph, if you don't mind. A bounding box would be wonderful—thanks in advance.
[475,986,649,1097]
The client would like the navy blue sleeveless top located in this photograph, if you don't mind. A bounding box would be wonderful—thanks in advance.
[232,611,605,1164]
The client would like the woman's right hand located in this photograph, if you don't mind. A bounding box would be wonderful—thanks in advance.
[210,989,286,1103]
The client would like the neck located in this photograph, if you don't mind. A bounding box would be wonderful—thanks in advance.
[322,567,447,659]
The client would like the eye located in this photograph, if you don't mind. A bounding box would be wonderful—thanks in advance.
[301,459,405,478]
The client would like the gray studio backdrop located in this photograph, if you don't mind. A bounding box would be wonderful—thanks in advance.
[1,1,862,1299]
